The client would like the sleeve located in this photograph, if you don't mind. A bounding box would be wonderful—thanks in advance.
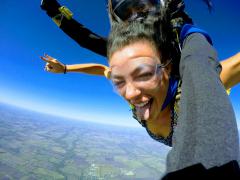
[59,18,107,57]
[41,0,107,57]
[180,24,213,46]
[165,33,240,173]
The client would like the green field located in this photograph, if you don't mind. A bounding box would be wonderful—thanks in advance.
[0,103,170,180]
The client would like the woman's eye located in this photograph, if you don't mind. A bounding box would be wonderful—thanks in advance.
[113,81,125,88]
[136,72,154,81]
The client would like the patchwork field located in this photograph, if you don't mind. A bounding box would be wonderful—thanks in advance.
[0,103,170,180]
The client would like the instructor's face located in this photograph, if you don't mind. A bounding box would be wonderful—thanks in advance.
[109,40,171,122]
[112,0,158,22]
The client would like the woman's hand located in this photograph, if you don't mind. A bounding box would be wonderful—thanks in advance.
[40,54,66,73]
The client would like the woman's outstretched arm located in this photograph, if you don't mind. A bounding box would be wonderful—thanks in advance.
[220,52,240,90]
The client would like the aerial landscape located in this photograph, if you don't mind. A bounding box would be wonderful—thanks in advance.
[1,0,240,179]
[0,103,170,180]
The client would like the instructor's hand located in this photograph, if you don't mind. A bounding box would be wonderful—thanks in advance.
[40,54,66,73]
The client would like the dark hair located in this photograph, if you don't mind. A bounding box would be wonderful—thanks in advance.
[107,10,180,77]
[107,20,161,60]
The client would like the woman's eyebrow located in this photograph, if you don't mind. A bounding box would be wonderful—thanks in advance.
[110,64,154,79]
[130,64,153,75]
[110,73,124,80]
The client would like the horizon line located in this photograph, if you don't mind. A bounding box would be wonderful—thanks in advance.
[0,100,141,128]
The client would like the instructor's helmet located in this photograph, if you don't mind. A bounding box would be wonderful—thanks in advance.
[110,0,163,22]
[108,0,212,23]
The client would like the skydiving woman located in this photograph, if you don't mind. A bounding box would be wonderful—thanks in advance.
[41,8,240,179]
[40,0,240,178]
[105,15,240,178]
[41,0,240,139]
[41,0,240,144]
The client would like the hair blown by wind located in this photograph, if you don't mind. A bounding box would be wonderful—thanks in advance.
[107,9,181,76]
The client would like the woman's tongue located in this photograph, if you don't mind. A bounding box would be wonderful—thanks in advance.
[136,102,151,121]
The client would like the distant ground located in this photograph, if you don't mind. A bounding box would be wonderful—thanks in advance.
[0,103,170,180]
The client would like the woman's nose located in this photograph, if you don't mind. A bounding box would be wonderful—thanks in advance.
[124,82,141,101]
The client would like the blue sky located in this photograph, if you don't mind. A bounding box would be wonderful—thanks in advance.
[0,0,239,127]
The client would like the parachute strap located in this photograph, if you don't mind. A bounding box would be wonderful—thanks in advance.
[52,6,73,27]
[226,88,231,95]
[171,17,184,52]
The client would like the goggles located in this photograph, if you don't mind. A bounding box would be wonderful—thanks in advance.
[109,58,171,96]
[111,0,163,22]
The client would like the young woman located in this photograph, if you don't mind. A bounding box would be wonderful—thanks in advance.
[105,16,239,178]
[41,1,240,177]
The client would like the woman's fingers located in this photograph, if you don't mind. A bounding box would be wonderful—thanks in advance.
[40,56,51,63]
[44,54,55,60]
[40,54,58,63]
[41,54,63,73]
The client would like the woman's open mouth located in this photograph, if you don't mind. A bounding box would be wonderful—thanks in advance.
[135,98,153,121]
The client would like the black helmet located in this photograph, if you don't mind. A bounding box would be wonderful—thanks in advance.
[109,0,212,22]
[111,0,162,22]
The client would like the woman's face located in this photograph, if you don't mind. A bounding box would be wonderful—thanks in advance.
[109,40,171,122]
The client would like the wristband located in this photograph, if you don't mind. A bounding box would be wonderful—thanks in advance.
[64,64,67,74]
